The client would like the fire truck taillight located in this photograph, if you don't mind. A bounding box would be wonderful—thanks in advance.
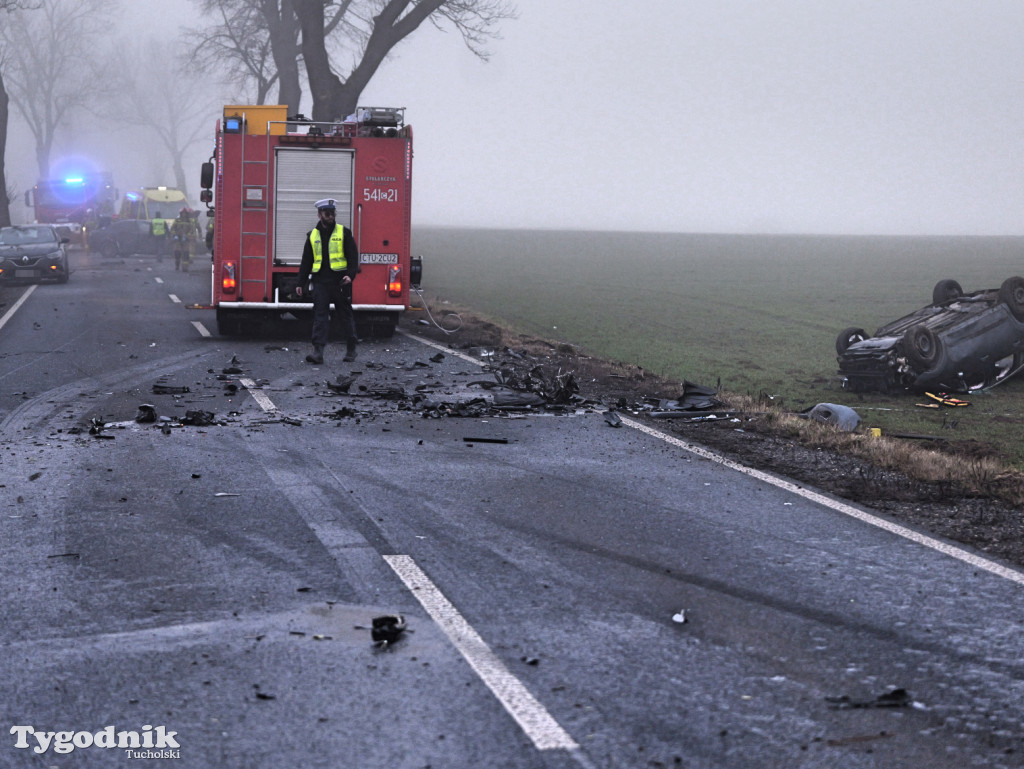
[222,261,237,294]
[387,265,402,297]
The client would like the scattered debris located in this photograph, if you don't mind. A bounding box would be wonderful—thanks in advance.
[603,410,623,428]
[182,410,217,426]
[327,374,360,393]
[371,614,407,648]
[462,436,508,444]
[152,383,190,395]
[671,610,687,624]
[801,403,861,431]
[135,404,157,423]
[925,392,970,407]
[826,687,912,710]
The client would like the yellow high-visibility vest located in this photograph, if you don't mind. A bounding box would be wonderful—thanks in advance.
[310,227,346,272]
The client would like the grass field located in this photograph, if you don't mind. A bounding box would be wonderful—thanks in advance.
[412,227,1024,468]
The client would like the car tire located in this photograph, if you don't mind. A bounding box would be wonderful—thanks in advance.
[932,279,963,305]
[835,326,867,355]
[998,276,1024,320]
[904,324,940,369]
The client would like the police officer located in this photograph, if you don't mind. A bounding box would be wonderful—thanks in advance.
[295,198,359,364]
[151,211,168,263]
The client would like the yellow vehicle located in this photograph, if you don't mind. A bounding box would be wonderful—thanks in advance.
[120,186,188,225]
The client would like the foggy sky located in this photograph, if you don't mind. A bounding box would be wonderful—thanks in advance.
[13,0,1024,235]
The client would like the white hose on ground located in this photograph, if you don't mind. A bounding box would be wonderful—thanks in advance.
[410,287,463,335]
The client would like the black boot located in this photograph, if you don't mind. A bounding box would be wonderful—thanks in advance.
[343,341,357,362]
[305,345,324,364]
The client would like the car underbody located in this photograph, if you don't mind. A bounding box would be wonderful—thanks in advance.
[837,277,1024,393]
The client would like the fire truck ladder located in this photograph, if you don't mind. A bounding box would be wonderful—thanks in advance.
[238,121,271,300]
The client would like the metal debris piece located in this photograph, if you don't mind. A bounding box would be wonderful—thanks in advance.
[182,410,217,426]
[802,403,861,431]
[462,436,508,444]
[152,383,190,395]
[430,352,445,362]
[826,688,911,710]
[371,614,407,648]
[603,410,622,428]
[672,610,687,624]
[327,374,359,393]
[135,404,157,423]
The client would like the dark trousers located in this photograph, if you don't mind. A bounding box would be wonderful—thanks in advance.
[311,282,355,349]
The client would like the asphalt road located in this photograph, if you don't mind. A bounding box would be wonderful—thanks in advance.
[1,247,1023,768]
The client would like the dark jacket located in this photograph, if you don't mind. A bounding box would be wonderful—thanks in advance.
[298,222,359,286]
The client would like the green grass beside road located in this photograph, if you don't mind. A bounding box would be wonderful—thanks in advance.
[413,227,1024,469]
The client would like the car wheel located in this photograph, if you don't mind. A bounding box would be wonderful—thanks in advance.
[998,276,1024,320]
[932,279,963,305]
[904,324,940,369]
[835,326,867,355]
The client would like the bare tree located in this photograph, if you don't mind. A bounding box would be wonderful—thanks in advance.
[187,0,357,115]
[1,0,112,181]
[189,0,514,121]
[0,0,41,226]
[188,0,284,106]
[295,0,516,120]
[111,43,219,200]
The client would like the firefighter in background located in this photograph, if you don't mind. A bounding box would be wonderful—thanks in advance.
[205,214,214,255]
[151,211,168,263]
[171,208,195,271]
[295,198,359,364]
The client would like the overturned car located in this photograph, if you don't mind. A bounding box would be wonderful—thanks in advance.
[836,277,1024,393]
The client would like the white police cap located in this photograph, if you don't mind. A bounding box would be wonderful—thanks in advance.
[315,198,337,210]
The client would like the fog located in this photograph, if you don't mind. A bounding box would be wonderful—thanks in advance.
[11,0,1024,235]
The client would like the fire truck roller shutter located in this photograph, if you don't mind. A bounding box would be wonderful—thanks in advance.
[273,148,354,266]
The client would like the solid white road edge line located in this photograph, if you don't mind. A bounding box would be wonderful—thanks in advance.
[383,554,581,753]
[238,377,278,412]
[620,415,1024,587]
[396,328,485,365]
[191,321,211,338]
[0,284,37,332]
[400,331,1024,587]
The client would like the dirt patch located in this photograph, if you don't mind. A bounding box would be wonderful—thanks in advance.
[407,313,1024,570]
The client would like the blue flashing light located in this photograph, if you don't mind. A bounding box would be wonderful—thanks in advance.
[64,177,84,185]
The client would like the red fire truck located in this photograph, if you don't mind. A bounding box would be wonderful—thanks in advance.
[199,104,421,337]
[24,172,118,244]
